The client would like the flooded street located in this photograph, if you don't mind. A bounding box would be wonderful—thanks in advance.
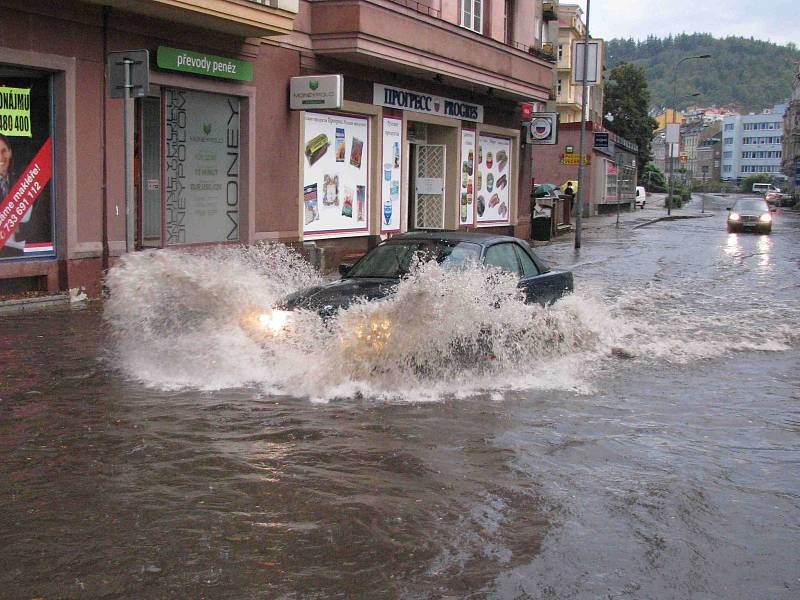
[2,198,799,599]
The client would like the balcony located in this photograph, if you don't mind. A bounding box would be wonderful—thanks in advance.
[308,0,553,102]
[85,0,298,37]
[542,2,557,20]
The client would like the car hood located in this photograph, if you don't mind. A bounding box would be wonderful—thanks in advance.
[280,277,398,315]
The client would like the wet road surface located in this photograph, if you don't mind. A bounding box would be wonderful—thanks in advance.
[1,197,798,599]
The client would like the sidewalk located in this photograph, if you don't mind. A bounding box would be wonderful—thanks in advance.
[533,193,713,246]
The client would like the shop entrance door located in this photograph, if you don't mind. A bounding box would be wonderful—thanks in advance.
[413,144,446,229]
[137,96,162,248]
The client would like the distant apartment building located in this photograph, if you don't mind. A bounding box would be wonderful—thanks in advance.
[695,123,723,183]
[721,103,786,183]
[782,68,800,196]
[554,4,603,124]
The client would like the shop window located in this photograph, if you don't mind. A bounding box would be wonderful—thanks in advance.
[475,134,511,226]
[302,111,369,239]
[461,0,483,33]
[0,69,55,261]
[164,88,241,245]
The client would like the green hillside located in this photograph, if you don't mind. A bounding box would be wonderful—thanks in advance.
[605,34,800,113]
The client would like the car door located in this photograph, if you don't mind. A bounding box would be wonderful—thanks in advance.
[511,243,571,305]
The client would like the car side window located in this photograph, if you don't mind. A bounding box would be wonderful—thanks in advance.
[513,244,540,277]
[484,243,521,276]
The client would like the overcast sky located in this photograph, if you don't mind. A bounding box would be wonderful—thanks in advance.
[570,0,800,47]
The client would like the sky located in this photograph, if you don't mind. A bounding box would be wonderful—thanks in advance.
[570,0,800,46]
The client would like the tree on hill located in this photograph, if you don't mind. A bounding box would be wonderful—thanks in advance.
[603,63,659,177]
[605,34,800,112]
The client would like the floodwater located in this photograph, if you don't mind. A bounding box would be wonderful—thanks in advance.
[1,197,799,599]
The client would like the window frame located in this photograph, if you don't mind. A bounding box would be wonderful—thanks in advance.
[460,0,484,34]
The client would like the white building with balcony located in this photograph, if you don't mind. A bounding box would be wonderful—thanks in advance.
[721,103,787,183]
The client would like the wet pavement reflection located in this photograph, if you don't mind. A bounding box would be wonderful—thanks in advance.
[1,197,799,599]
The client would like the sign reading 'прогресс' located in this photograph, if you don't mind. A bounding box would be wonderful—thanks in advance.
[156,47,253,81]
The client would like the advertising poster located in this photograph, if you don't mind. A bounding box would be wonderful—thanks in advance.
[303,112,369,238]
[380,117,402,233]
[476,134,511,226]
[165,89,240,245]
[459,129,476,227]
[0,76,55,260]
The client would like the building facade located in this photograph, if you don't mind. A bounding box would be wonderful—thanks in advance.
[781,66,800,198]
[554,3,602,124]
[720,103,786,183]
[0,0,557,297]
[695,123,722,183]
[533,121,638,215]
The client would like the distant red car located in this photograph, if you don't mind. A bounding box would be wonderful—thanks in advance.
[765,191,781,206]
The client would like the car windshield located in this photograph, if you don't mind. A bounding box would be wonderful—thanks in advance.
[734,199,768,212]
[346,240,482,278]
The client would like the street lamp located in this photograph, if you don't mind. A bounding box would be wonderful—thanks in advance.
[667,55,711,215]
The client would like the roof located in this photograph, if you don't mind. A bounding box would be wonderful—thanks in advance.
[390,231,519,245]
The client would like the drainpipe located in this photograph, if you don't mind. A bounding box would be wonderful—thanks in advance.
[101,7,110,273]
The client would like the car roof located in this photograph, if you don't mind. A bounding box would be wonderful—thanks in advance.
[388,231,522,245]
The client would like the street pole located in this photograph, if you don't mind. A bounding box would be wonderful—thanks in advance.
[667,55,710,217]
[123,58,135,253]
[574,0,590,249]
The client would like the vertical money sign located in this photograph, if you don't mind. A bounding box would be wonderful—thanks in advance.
[0,137,52,249]
[0,86,32,137]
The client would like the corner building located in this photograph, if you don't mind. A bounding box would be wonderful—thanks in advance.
[0,0,555,297]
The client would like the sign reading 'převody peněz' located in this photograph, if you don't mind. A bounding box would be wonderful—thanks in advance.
[156,47,253,81]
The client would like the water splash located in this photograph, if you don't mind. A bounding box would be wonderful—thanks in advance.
[103,243,795,401]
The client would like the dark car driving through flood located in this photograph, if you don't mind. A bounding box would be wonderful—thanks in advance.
[246,232,573,336]
[727,197,775,234]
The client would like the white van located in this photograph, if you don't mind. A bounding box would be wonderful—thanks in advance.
[635,186,646,209]
[752,183,780,195]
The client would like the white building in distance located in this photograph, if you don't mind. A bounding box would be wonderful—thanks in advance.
[721,103,786,183]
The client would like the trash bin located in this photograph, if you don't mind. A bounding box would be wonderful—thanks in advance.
[532,216,551,241]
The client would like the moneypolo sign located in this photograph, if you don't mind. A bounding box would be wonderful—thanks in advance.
[156,47,253,81]
[290,75,343,110]
[374,84,483,123]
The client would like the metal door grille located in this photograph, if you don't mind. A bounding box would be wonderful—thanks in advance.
[414,145,445,229]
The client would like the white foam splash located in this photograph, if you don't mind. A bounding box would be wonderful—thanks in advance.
[103,243,796,401]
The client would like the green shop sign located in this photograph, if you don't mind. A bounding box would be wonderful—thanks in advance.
[156,47,253,81]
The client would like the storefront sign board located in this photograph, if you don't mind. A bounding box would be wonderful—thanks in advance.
[476,134,511,226]
[0,87,32,137]
[593,132,609,148]
[459,129,476,227]
[374,84,483,123]
[0,73,55,260]
[381,117,402,233]
[157,47,253,81]
[164,89,241,245]
[290,75,343,110]
[303,112,369,238]
[526,112,558,145]
[561,153,590,165]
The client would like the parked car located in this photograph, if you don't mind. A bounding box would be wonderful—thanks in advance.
[766,191,796,207]
[727,197,775,234]
[752,182,781,196]
[634,186,646,209]
[248,232,574,335]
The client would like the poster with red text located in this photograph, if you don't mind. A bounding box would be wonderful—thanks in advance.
[0,74,54,260]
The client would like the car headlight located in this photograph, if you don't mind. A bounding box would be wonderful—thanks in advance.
[728,212,740,221]
[759,213,772,223]
[242,308,295,337]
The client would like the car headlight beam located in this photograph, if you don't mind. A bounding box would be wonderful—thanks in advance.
[728,212,740,222]
[759,213,772,223]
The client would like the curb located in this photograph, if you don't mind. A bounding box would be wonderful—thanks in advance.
[633,214,713,229]
[0,294,71,314]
